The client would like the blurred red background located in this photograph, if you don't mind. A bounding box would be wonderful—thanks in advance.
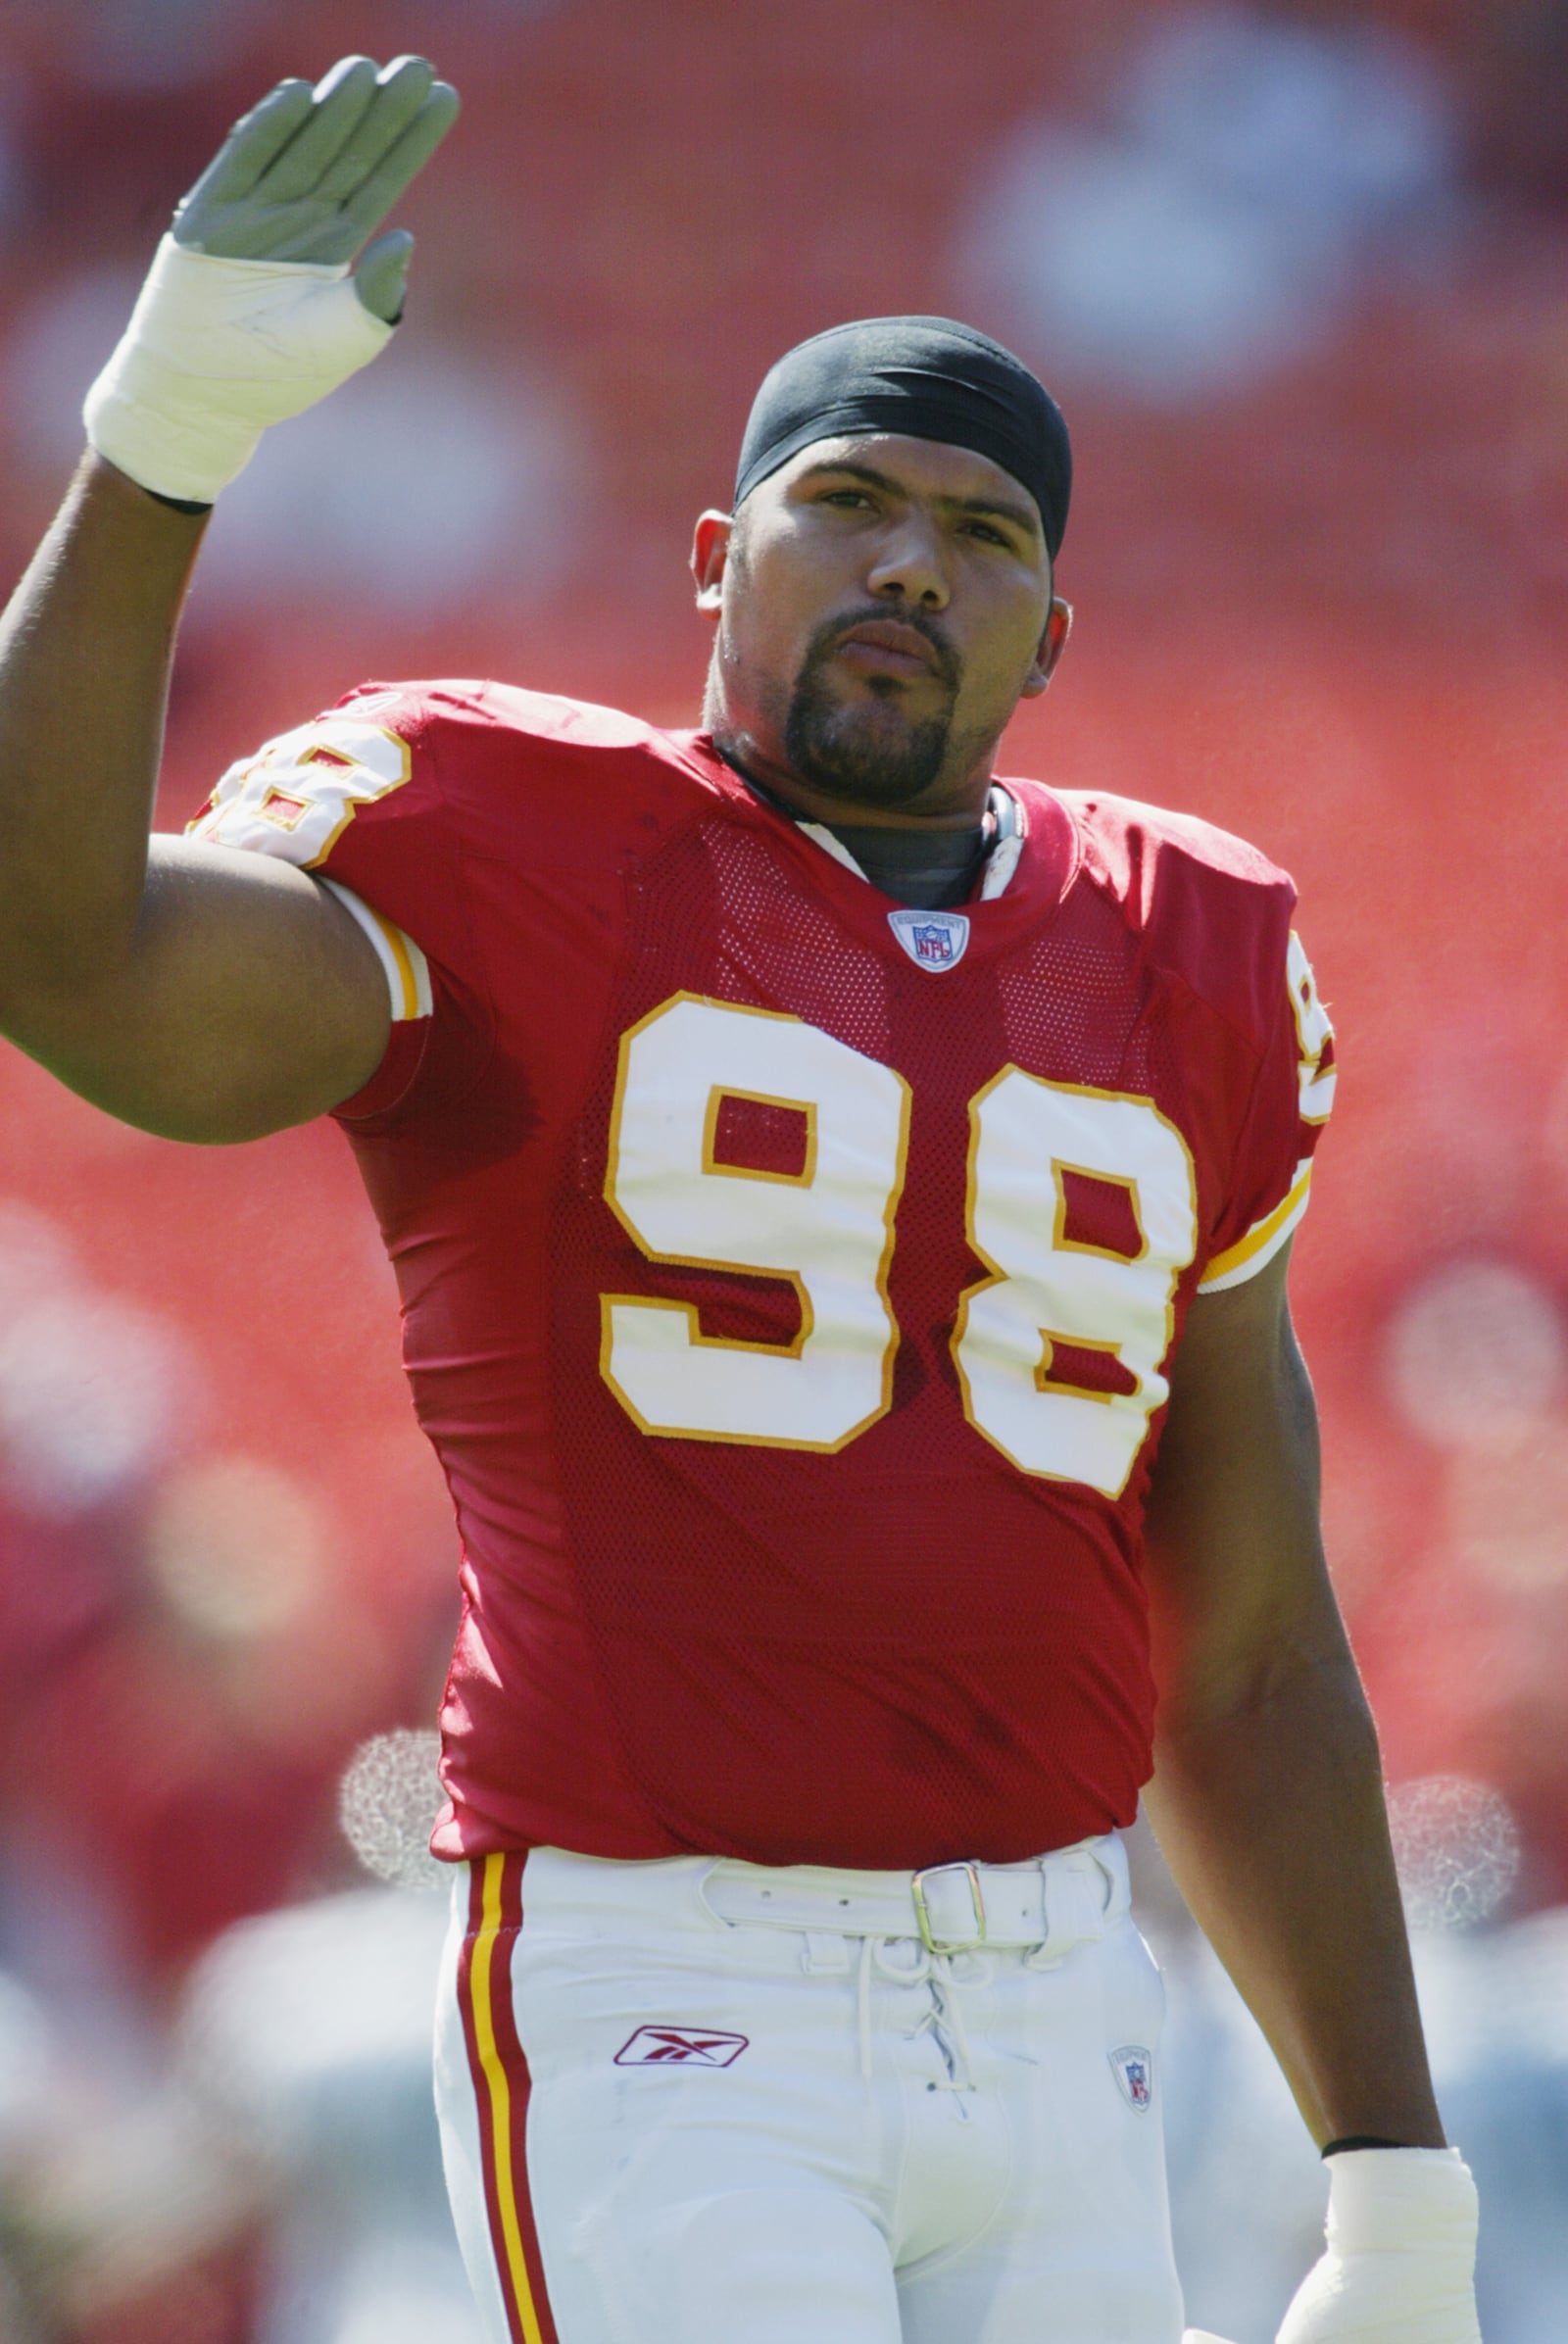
[0,0,1563,2010]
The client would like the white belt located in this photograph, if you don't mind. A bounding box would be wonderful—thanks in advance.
[701,1835,1128,1959]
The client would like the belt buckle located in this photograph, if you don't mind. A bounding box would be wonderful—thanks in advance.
[910,1861,987,1953]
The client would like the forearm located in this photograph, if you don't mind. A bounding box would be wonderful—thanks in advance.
[0,58,454,1031]
[0,453,206,1002]
[1147,1646,1443,2151]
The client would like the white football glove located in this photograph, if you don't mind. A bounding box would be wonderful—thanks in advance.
[84,54,458,506]
[1276,2148,1481,2343]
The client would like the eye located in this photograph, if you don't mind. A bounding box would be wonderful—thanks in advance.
[820,487,872,510]
[961,519,1011,548]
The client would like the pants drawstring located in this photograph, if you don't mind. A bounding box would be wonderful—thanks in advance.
[929,1951,978,2093]
[856,1937,981,2093]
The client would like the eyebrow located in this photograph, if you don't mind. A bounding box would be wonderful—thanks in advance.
[794,457,1042,544]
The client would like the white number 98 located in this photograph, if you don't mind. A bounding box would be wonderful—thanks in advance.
[602,996,1199,1496]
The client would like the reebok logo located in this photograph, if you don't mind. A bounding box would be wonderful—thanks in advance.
[613,2026,750,2069]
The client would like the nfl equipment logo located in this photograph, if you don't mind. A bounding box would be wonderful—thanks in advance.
[888,907,970,973]
[613,2026,749,2069]
[1109,2044,1153,2110]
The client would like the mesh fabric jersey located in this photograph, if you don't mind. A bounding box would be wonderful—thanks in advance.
[189,685,1331,1869]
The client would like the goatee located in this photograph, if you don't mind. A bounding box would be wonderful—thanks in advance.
[781,609,961,809]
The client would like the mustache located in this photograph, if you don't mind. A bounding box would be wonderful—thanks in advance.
[809,603,961,692]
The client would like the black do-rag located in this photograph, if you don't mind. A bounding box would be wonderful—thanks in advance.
[734,316,1071,561]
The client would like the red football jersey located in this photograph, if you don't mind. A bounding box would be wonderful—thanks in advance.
[188,683,1335,1868]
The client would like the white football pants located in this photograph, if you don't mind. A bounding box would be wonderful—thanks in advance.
[433,1838,1184,2344]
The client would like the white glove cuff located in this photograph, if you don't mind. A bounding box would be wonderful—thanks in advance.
[84,234,394,505]
[1326,2146,1479,2258]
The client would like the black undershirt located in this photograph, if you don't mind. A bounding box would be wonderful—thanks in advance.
[721,751,1007,908]
[823,818,990,908]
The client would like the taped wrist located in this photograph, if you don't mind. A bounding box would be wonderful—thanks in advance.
[84,234,394,504]
[1277,2149,1481,2342]
[1326,2145,1478,2258]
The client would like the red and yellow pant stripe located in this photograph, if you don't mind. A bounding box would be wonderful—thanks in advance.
[456,1852,559,2344]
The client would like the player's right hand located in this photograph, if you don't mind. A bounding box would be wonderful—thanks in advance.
[83,57,459,507]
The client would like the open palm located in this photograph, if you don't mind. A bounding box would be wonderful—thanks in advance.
[172,55,460,321]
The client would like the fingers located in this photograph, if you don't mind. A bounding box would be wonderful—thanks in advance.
[169,56,459,269]
[173,77,315,223]
[353,229,414,324]
[314,56,436,203]
[255,54,382,202]
[336,80,461,245]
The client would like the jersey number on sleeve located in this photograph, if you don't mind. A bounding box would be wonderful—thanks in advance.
[602,995,1198,1496]
[187,717,412,868]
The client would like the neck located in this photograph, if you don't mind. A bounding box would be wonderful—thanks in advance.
[710,727,994,830]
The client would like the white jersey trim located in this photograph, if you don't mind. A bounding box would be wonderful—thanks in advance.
[795,785,1025,902]
[318,877,432,1023]
[797,822,867,879]
[979,828,1023,900]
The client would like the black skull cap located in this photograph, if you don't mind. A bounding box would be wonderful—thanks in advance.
[734,315,1071,560]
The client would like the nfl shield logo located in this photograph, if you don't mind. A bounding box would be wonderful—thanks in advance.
[887,907,970,973]
[1109,2044,1153,2110]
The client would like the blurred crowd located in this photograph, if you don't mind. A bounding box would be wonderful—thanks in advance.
[0,1,1564,2336]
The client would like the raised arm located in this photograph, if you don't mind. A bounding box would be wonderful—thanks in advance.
[0,57,458,1142]
[1145,1244,1482,2342]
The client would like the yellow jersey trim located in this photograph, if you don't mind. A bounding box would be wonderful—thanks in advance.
[1198,1162,1312,1294]
[318,878,432,1022]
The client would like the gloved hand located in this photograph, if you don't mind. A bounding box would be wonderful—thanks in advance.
[1275,2148,1482,2342]
[84,54,459,505]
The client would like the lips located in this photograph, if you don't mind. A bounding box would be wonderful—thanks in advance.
[834,619,943,677]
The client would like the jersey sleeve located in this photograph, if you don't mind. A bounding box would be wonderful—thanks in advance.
[1197,928,1337,1294]
[185,684,486,1121]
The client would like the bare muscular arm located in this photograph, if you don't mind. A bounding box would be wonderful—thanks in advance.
[1142,1240,1445,2152]
[0,454,389,1139]
[0,57,457,1142]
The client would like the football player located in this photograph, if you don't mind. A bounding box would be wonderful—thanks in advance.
[0,57,1483,2344]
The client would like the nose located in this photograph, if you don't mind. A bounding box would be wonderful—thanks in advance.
[865,513,950,610]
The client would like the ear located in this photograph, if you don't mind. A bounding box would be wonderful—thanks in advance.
[1019,596,1073,699]
[691,509,733,616]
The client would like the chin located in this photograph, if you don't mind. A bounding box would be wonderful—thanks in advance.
[797,712,949,807]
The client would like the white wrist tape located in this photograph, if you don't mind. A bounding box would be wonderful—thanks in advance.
[1327,2144,1478,2256]
[83,234,394,505]
[1277,2148,1481,2344]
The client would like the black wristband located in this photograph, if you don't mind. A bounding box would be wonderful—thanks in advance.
[145,485,214,515]
[1321,2135,1413,2158]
